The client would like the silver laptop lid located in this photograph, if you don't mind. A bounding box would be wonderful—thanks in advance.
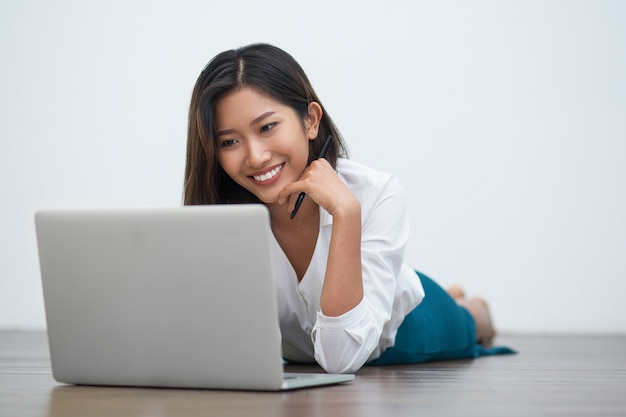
[35,205,289,390]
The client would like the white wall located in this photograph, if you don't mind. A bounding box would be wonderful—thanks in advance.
[1,0,625,334]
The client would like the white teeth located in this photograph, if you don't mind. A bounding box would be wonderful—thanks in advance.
[253,165,282,182]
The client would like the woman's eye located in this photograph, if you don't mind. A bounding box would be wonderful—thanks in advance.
[260,123,276,133]
[220,139,237,148]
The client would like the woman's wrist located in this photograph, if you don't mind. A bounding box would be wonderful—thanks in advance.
[328,195,361,220]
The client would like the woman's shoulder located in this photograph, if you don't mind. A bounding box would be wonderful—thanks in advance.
[335,159,409,230]
[336,158,403,191]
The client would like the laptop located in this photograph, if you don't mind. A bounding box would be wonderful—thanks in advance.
[34,205,355,391]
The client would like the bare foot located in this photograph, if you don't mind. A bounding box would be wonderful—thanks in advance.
[454,295,497,346]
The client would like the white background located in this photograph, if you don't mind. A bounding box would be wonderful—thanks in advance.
[1,0,625,334]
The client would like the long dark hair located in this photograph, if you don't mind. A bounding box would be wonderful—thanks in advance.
[183,43,348,205]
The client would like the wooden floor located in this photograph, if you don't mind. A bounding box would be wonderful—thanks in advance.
[1,332,625,417]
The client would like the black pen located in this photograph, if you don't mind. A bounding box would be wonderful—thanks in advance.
[290,135,334,219]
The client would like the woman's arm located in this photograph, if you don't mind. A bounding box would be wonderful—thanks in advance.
[311,171,412,373]
[279,160,411,373]
[279,158,364,316]
[320,187,363,316]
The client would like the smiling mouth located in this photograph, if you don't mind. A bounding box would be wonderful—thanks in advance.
[251,164,284,182]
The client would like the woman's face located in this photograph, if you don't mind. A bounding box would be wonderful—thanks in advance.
[214,87,320,205]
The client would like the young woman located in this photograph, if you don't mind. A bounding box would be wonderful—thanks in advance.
[184,43,513,374]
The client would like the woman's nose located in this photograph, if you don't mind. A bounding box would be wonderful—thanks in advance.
[245,139,270,168]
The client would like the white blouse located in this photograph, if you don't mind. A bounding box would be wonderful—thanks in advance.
[271,158,424,374]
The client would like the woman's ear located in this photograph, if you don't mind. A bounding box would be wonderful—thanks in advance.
[304,102,323,140]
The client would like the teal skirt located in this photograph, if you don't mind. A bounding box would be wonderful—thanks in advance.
[368,271,515,366]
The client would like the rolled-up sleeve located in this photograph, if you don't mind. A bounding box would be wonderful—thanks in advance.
[312,300,378,373]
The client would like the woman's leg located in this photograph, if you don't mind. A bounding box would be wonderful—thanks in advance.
[368,272,479,365]
[368,273,513,366]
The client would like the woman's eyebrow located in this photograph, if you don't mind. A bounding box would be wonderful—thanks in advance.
[217,128,235,137]
[217,111,276,137]
[251,111,276,126]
